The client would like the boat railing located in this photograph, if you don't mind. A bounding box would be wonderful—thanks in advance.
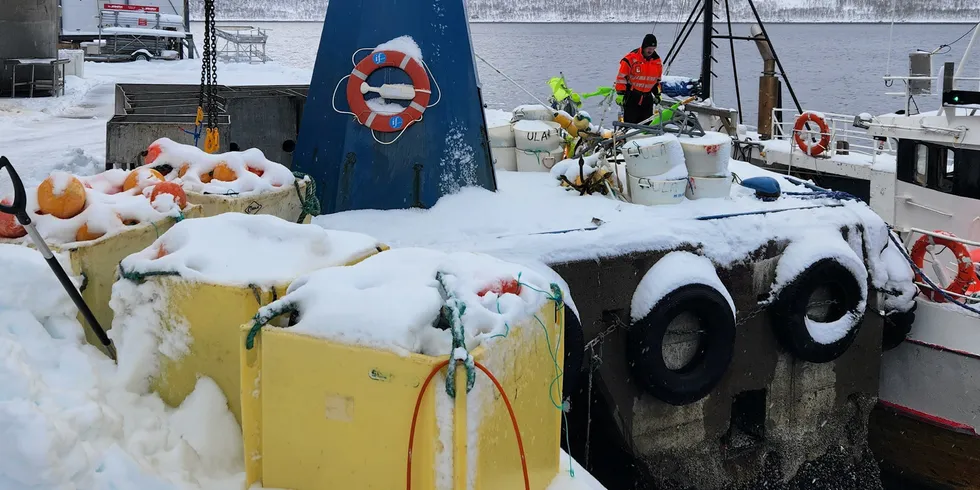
[769,108,893,160]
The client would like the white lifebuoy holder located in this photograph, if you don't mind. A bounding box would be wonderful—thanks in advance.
[346,50,432,134]
[793,112,831,157]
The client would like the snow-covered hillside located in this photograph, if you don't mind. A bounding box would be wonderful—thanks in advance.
[190,0,980,22]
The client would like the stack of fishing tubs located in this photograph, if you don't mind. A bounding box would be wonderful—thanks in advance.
[106,83,308,170]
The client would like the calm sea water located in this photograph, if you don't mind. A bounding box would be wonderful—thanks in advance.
[194,22,980,122]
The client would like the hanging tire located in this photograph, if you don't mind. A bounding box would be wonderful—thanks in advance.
[562,305,585,402]
[770,258,866,363]
[881,302,916,351]
[627,284,737,406]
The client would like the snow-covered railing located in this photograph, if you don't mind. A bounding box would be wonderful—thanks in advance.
[769,108,893,160]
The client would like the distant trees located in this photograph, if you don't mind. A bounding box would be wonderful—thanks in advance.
[190,0,979,22]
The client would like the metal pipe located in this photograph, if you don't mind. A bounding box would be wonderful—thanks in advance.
[700,0,714,100]
[746,0,803,114]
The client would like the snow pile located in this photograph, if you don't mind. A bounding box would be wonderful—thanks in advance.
[877,235,918,312]
[5,170,188,245]
[374,35,424,62]
[254,248,555,357]
[145,138,296,197]
[551,154,604,184]
[366,98,408,116]
[119,213,382,287]
[769,232,868,344]
[631,251,736,323]
[484,108,514,128]
[0,245,245,490]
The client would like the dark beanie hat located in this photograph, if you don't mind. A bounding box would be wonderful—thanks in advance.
[642,34,658,48]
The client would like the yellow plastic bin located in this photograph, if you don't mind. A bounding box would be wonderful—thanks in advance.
[239,298,565,490]
[185,176,316,224]
[109,213,385,423]
[0,206,202,353]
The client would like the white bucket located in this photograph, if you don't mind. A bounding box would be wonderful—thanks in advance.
[488,122,516,148]
[628,174,687,206]
[514,120,563,152]
[517,147,564,173]
[491,146,518,172]
[622,138,676,178]
[511,104,554,122]
[685,174,733,200]
[679,131,732,178]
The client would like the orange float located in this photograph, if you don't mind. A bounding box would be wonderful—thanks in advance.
[37,174,87,219]
[346,50,431,133]
[212,162,237,182]
[247,165,264,177]
[910,231,976,303]
[123,168,165,192]
[150,182,188,209]
[0,199,26,238]
[145,141,163,165]
[75,223,105,242]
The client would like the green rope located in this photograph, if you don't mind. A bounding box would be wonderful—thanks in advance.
[244,302,297,350]
[436,271,476,399]
[117,264,181,284]
[292,172,321,223]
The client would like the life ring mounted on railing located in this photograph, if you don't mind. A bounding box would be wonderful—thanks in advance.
[793,112,831,157]
[909,230,977,303]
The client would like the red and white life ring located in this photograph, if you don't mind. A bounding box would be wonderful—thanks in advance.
[793,112,831,157]
[910,230,976,302]
[346,50,431,133]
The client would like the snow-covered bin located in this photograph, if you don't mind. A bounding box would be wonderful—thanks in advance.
[492,147,518,172]
[108,213,385,424]
[58,49,85,78]
[622,134,685,178]
[517,147,565,173]
[145,138,318,224]
[0,169,202,352]
[678,131,732,178]
[239,249,566,490]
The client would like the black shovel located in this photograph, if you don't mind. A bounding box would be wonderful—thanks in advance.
[0,156,117,361]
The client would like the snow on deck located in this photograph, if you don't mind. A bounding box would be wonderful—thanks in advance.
[760,138,897,178]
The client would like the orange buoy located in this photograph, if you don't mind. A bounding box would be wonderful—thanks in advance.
[910,231,976,302]
[75,223,105,242]
[146,142,163,165]
[246,165,264,177]
[478,278,523,297]
[212,162,238,182]
[38,174,87,219]
[150,182,188,209]
[0,199,26,238]
[154,243,168,259]
[793,112,831,157]
[177,163,191,178]
[123,168,165,192]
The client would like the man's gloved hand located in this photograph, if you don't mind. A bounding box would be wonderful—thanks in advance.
[652,83,663,104]
[615,93,625,106]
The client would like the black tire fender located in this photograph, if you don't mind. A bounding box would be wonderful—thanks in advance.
[881,302,916,351]
[627,284,737,406]
[770,258,867,363]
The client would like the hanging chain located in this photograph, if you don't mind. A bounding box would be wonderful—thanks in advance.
[199,0,220,153]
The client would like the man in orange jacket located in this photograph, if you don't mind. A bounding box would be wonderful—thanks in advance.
[615,34,664,124]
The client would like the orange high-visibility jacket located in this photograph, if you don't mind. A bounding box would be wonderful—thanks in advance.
[615,49,663,94]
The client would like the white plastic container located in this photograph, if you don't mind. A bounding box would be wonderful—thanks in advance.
[491,146,518,172]
[514,120,562,152]
[679,131,732,178]
[517,147,564,173]
[685,174,733,200]
[488,123,516,148]
[622,134,685,178]
[511,104,555,122]
[628,175,687,206]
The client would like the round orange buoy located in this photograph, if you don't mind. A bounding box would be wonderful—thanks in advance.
[0,199,26,238]
[150,182,188,210]
[212,162,237,182]
[145,142,163,165]
[247,165,264,177]
[75,223,105,242]
[966,249,980,296]
[38,174,87,219]
[910,231,976,302]
[155,243,168,259]
[346,50,432,133]
[793,112,831,157]
[123,168,165,192]
[177,163,190,178]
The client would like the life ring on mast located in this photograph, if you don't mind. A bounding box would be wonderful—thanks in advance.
[346,50,432,134]
[909,231,976,303]
[793,112,831,157]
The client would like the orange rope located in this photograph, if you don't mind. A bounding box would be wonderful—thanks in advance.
[405,360,531,490]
